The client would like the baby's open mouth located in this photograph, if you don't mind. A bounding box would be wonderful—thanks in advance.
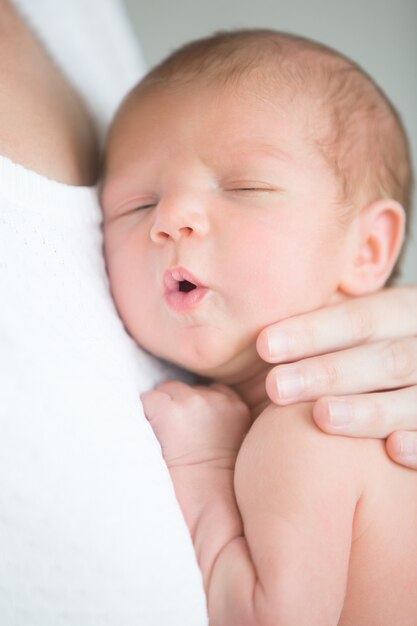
[179,279,197,293]
[163,267,208,312]
[164,267,204,293]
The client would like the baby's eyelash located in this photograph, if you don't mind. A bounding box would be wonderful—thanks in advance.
[237,187,267,191]
[133,203,156,211]
[228,187,273,193]
[224,180,277,192]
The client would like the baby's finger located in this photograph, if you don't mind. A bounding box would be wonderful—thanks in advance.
[141,390,173,422]
[154,380,195,401]
[257,287,417,364]
[386,431,417,470]
[265,337,417,404]
[207,382,242,400]
[312,386,417,438]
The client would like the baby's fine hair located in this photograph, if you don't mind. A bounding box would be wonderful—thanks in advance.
[137,29,413,283]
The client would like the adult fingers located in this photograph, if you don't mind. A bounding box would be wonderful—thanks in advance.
[257,286,417,364]
[311,386,417,438]
[386,431,417,470]
[265,337,417,405]
[314,387,417,470]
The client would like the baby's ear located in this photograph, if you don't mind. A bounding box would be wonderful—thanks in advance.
[339,198,406,295]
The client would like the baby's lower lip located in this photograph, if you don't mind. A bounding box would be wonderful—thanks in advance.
[164,287,209,312]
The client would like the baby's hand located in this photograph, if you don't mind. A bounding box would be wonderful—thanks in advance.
[142,381,251,469]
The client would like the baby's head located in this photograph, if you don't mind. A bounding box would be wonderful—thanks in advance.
[101,29,413,382]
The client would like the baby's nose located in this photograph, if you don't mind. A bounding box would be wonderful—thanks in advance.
[149,201,209,243]
[151,224,194,242]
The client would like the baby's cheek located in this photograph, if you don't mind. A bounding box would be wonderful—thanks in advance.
[226,225,339,327]
[103,243,138,324]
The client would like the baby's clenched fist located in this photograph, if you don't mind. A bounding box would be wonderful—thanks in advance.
[142,381,251,469]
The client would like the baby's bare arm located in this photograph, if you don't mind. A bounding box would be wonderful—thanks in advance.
[144,385,362,625]
[142,381,251,592]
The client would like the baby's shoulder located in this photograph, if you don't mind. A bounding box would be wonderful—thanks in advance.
[249,401,386,496]
[251,402,417,534]
[255,400,383,462]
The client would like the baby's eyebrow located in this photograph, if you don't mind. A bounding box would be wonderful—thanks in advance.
[231,141,292,163]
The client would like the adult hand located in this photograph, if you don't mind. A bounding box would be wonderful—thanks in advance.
[256,286,417,470]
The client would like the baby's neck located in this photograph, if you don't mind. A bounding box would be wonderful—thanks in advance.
[226,362,272,421]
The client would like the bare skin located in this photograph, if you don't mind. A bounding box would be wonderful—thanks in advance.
[0,0,98,185]
[257,287,417,469]
[144,381,417,625]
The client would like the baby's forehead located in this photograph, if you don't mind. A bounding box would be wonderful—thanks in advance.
[104,73,336,195]
[103,86,337,217]
[113,72,316,137]
[110,79,312,155]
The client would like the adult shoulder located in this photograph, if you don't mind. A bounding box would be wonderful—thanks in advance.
[0,1,98,185]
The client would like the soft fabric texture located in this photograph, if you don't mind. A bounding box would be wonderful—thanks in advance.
[0,1,207,624]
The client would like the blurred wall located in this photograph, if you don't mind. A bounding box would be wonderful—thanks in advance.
[124,0,417,283]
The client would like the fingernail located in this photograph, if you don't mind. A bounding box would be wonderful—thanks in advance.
[328,399,353,427]
[275,368,304,400]
[399,435,417,458]
[267,330,290,360]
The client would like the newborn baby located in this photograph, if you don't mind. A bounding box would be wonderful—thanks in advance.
[101,30,416,625]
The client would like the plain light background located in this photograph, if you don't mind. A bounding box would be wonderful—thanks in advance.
[124,0,417,283]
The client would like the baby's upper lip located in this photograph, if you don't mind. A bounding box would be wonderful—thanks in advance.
[163,266,207,294]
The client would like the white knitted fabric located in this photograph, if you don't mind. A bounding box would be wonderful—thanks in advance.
[0,2,207,625]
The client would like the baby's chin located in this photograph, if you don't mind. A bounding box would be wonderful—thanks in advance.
[145,331,259,382]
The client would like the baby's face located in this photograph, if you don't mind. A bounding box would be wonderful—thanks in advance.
[102,83,350,381]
